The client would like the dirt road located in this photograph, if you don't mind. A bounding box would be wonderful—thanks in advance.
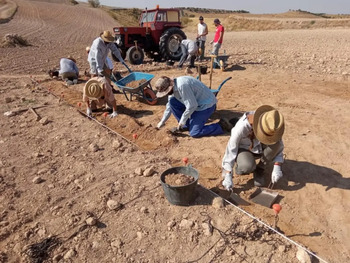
[0,1,350,262]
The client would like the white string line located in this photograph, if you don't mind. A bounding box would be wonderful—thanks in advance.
[200,185,329,263]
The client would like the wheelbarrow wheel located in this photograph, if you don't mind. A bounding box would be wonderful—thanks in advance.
[143,88,157,105]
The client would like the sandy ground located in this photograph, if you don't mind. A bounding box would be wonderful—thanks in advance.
[0,0,350,262]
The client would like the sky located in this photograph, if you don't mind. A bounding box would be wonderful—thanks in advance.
[88,0,350,14]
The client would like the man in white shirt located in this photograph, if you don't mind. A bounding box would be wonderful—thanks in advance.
[88,31,131,77]
[178,39,199,68]
[197,16,208,61]
[221,105,285,190]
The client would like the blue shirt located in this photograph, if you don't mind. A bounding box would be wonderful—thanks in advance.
[173,76,217,126]
[59,58,79,75]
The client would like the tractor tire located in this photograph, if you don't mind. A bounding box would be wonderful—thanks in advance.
[126,46,144,65]
[159,27,187,61]
[112,45,126,62]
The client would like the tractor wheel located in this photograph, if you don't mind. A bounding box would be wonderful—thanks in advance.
[126,46,144,65]
[159,27,187,61]
[112,45,126,62]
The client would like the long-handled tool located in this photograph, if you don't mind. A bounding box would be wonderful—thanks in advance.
[209,54,217,89]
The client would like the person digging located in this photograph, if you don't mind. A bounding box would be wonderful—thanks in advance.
[83,77,118,118]
[221,105,285,190]
[155,76,231,138]
[59,55,79,85]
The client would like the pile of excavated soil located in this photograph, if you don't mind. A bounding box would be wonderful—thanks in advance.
[165,173,195,186]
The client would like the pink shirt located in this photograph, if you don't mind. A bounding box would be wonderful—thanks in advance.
[214,24,224,44]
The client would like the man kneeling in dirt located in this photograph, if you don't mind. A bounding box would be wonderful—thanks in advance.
[59,55,79,85]
[221,105,285,190]
[155,76,230,138]
[83,77,118,118]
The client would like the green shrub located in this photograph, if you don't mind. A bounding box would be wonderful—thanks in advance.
[88,0,100,8]
[69,0,78,5]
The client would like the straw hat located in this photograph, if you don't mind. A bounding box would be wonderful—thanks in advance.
[84,79,104,99]
[67,55,76,63]
[155,77,173,98]
[100,30,114,42]
[253,105,285,145]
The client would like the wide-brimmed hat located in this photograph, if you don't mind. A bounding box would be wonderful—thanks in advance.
[67,55,76,63]
[100,30,114,42]
[253,105,285,145]
[84,79,104,99]
[155,77,173,98]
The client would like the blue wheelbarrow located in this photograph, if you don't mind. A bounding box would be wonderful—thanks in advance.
[112,72,158,105]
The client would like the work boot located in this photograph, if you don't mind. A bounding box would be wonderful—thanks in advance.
[253,167,266,187]
[218,118,233,132]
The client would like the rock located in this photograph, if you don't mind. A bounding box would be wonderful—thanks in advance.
[39,117,49,125]
[201,222,213,236]
[185,67,193,74]
[63,249,76,260]
[143,167,154,177]
[136,231,142,240]
[111,239,123,249]
[296,247,312,263]
[140,207,149,214]
[112,140,123,149]
[179,219,194,229]
[88,143,99,152]
[86,217,97,226]
[32,176,43,184]
[5,97,12,103]
[107,200,122,210]
[167,220,176,230]
[52,254,62,262]
[212,197,225,209]
[278,245,286,253]
[134,167,144,176]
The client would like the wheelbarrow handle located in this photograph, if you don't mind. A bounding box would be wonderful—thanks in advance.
[122,62,133,73]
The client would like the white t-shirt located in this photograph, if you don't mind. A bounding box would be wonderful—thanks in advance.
[197,22,207,41]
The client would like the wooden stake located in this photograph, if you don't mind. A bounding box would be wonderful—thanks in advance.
[209,55,217,89]
[29,107,41,121]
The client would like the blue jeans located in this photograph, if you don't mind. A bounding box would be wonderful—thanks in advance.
[169,97,223,138]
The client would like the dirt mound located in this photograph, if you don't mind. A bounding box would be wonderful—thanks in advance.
[0,33,30,47]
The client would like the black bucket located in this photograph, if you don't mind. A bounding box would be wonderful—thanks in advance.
[196,65,208,74]
[160,166,199,206]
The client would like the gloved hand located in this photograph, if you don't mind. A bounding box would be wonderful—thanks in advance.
[222,170,233,191]
[157,121,164,129]
[271,164,283,184]
[109,111,118,118]
[86,107,92,117]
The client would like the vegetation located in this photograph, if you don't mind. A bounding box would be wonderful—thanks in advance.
[88,0,100,8]
[69,0,79,5]
[289,9,330,18]
[180,7,249,14]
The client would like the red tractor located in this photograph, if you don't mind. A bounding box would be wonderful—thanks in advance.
[113,6,187,65]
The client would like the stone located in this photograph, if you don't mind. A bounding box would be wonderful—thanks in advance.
[32,176,43,184]
[140,207,149,214]
[86,217,97,226]
[112,140,123,149]
[39,117,49,125]
[107,200,122,210]
[296,247,312,263]
[167,220,176,230]
[134,167,144,176]
[278,245,286,253]
[53,254,63,262]
[212,197,225,209]
[63,249,76,260]
[136,231,142,240]
[201,222,213,236]
[179,219,194,229]
[5,97,13,103]
[143,167,154,177]
[89,143,99,152]
[111,239,123,249]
